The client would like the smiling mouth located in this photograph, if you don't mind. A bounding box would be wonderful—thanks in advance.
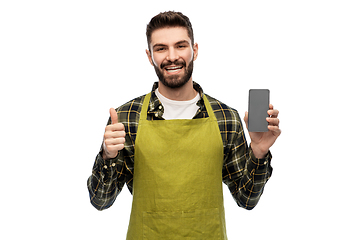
[164,65,184,73]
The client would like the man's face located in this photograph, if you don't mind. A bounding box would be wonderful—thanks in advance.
[146,27,198,89]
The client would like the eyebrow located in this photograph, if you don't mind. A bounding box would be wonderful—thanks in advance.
[175,40,190,46]
[152,40,190,49]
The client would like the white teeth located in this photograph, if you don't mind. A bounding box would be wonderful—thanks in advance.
[166,66,182,70]
[165,66,183,73]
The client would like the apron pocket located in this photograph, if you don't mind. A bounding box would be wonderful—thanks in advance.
[143,208,221,240]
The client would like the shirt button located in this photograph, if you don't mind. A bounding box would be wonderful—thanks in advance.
[104,165,108,169]
[159,105,162,110]
[155,113,159,118]
[264,161,267,165]
[111,163,116,167]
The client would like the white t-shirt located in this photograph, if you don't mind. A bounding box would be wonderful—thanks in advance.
[155,88,200,120]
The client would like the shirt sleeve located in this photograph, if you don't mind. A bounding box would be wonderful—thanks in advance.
[87,148,128,211]
[222,118,273,210]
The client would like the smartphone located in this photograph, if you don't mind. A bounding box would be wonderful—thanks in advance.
[248,89,270,132]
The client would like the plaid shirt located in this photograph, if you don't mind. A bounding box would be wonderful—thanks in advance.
[87,82,272,211]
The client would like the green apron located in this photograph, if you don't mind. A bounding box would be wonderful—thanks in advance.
[126,93,227,239]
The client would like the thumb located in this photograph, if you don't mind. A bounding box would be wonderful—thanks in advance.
[109,108,118,124]
[244,111,249,129]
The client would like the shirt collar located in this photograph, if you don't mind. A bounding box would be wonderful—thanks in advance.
[147,81,205,119]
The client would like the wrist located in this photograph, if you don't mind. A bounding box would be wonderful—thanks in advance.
[102,151,109,160]
[101,140,117,160]
[250,143,268,159]
[102,151,117,160]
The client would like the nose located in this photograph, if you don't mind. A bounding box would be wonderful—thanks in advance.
[166,47,179,62]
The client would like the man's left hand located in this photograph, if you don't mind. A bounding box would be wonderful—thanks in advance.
[244,104,281,159]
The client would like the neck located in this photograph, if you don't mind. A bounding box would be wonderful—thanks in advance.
[158,79,197,101]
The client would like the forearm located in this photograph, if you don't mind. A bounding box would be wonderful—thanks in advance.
[236,149,272,209]
[224,148,272,210]
[87,152,124,211]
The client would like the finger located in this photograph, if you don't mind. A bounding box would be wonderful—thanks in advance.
[266,117,280,126]
[268,125,282,135]
[110,108,118,125]
[104,137,125,146]
[105,122,125,132]
[105,144,125,153]
[104,129,126,139]
[268,109,279,118]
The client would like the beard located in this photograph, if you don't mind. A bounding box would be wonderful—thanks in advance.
[153,58,194,89]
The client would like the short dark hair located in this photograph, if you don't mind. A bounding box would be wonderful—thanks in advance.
[146,11,194,50]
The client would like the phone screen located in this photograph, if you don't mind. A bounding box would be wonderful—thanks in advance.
[248,89,269,132]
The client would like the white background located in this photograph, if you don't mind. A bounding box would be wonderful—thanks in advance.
[1,0,359,239]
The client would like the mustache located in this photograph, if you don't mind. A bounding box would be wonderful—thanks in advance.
[160,59,186,69]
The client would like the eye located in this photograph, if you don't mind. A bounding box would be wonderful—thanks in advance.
[154,47,165,52]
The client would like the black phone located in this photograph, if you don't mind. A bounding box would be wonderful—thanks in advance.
[248,89,270,132]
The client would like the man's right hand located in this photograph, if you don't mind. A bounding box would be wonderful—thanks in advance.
[102,108,126,160]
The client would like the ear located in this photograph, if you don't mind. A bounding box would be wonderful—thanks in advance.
[145,49,154,66]
[192,43,199,61]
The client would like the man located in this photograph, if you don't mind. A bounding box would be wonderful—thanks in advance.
[87,11,281,239]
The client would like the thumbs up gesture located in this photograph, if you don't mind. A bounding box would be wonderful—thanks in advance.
[102,108,126,160]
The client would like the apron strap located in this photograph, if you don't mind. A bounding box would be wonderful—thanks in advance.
[139,92,216,121]
[140,93,152,121]
[202,94,217,121]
